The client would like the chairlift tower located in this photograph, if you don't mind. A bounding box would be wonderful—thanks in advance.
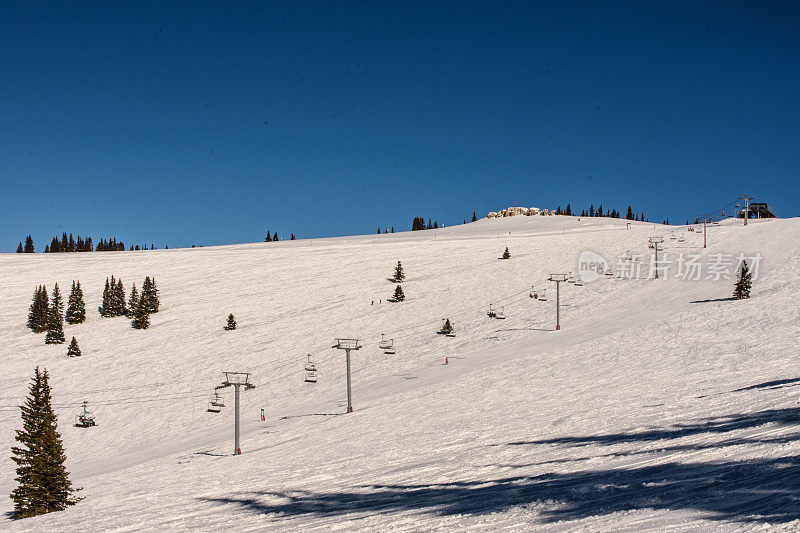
[217,372,255,455]
[332,338,361,413]
[738,195,754,226]
[547,274,568,330]
[649,237,665,279]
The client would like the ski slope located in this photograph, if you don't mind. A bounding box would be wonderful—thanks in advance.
[1,214,798,531]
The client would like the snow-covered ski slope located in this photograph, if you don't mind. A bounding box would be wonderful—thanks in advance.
[1,214,799,531]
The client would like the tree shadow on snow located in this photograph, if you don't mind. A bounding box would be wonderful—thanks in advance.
[198,455,800,524]
[734,378,800,392]
[505,408,800,448]
[689,297,735,303]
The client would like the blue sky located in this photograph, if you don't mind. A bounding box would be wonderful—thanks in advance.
[1,1,797,250]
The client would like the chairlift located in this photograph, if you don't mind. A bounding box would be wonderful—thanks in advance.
[567,272,576,284]
[304,354,318,383]
[378,334,393,350]
[538,288,548,302]
[495,306,506,319]
[604,267,614,276]
[678,236,685,243]
[574,277,583,286]
[669,233,676,240]
[210,391,225,408]
[384,344,396,355]
[487,304,497,318]
[74,401,96,427]
[206,403,221,413]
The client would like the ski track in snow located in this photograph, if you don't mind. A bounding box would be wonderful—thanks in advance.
[1,215,799,531]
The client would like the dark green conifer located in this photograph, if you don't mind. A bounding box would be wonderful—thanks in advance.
[440,318,453,335]
[24,235,34,253]
[132,296,150,330]
[45,284,65,345]
[225,314,237,330]
[28,286,50,333]
[502,247,511,259]
[101,278,112,317]
[127,283,139,316]
[65,281,86,324]
[733,260,753,300]
[141,276,160,313]
[393,261,405,282]
[393,284,405,302]
[16,242,23,253]
[472,212,477,222]
[66,337,81,357]
[10,367,80,518]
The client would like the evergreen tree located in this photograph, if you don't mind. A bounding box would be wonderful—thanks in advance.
[272,232,279,242]
[127,283,139,316]
[66,337,81,357]
[16,242,23,253]
[502,247,511,259]
[393,284,405,302]
[101,278,112,317]
[440,318,453,334]
[141,276,159,313]
[377,227,381,234]
[132,296,150,330]
[45,285,65,345]
[24,236,34,253]
[290,233,296,240]
[11,367,80,519]
[472,212,477,222]
[65,281,85,325]
[565,204,572,216]
[733,260,753,300]
[265,231,271,242]
[556,206,562,215]
[391,227,394,233]
[393,260,405,282]
[28,286,50,333]
[589,204,595,217]
[225,314,237,330]
[114,278,126,316]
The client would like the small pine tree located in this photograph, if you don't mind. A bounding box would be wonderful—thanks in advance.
[440,318,453,334]
[472,212,477,222]
[24,235,34,253]
[45,285,65,345]
[16,242,24,253]
[66,337,81,357]
[28,285,50,333]
[225,314,237,330]
[101,278,112,317]
[733,260,752,300]
[65,281,86,324]
[393,260,405,282]
[11,367,80,518]
[114,278,126,316]
[393,284,405,302]
[502,247,511,259]
[141,276,159,313]
[272,232,279,242]
[127,283,139,316]
[132,296,150,330]
[265,231,271,242]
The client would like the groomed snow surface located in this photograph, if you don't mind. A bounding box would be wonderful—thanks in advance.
[1,215,798,531]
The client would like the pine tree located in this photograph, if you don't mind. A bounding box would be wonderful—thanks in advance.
[265,231,271,242]
[272,232,279,242]
[565,204,572,216]
[65,281,85,324]
[112,278,125,316]
[132,296,150,330]
[66,337,81,357]
[101,278,112,317]
[11,367,80,519]
[440,318,453,334]
[472,212,477,222]
[141,276,159,313]
[391,227,394,233]
[127,283,139,316]
[393,260,405,282]
[24,235,34,253]
[733,260,752,300]
[16,242,23,253]
[225,314,237,330]
[28,286,50,333]
[502,247,511,259]
[45,285,65,345]
[393,284,405,302]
